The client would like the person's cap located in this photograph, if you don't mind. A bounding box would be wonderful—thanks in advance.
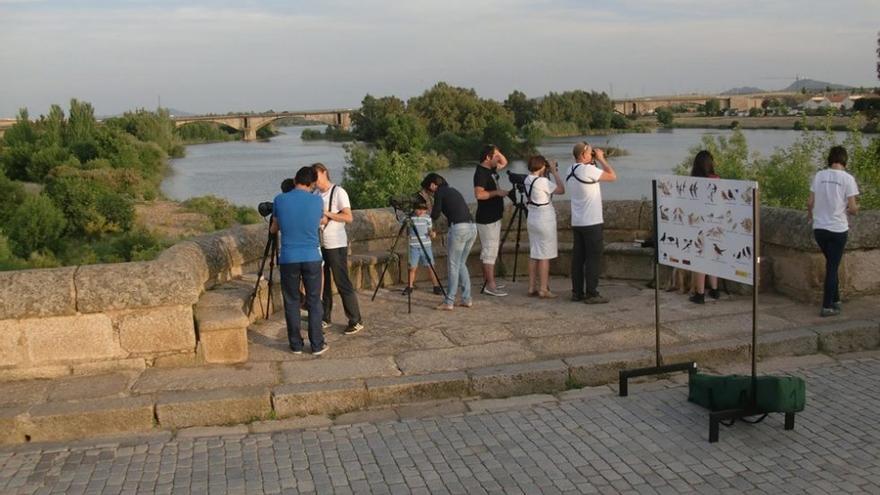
[572,141,590,159]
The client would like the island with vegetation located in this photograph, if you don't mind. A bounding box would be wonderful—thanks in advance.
[0,101,260,270]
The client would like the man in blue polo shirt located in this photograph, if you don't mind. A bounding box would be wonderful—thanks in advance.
[271,166,328,355]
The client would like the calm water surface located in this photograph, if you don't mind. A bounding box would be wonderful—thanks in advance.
[163,126,848,207]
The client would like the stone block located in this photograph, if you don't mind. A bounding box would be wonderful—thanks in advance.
[281,356,400,384]
[0,266,76,320]
[0,406,28,444]
[150,353,200,368]
[75,260,201,313]
[176,425,249,438]
[0,379,49,407]
[664,339,751,368]
[845,250,880,295]
[467,394,557,413]
[22,314,124,365]
[814,320,880,354]
[132,362,277,393]
[334,408,399,425]
[469,360,568,398]
[0,319,25,368]
[47,373,134,402]
[114,306,196,355]
[156,387,271,429]
[0,365,70,382]
[23,397,154,443]
[273,380,367,417]
[198,327,248,364]
[557,385,614,401]
[755,329,818,358]
[396,400,468,419]
[565,350,654,387]
[396,341,536,374]
[195,304,249,364]
[249,415,333,434]
[71,358,147,376]
[366,372,469,406]
[601,243,654,281]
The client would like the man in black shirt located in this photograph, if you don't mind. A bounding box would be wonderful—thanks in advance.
[425,173,477,311]
[474,145,509,296]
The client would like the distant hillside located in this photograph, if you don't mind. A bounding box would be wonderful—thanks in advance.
[721,86,766,95]
[783,79,852,92]
[165,108,195,117]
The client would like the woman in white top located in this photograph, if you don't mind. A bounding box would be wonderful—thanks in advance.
[807,146,859,317]
[524,155,565,298]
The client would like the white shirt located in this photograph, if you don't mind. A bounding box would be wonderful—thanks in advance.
[565,162,604,226]
[524,175,554,211]
[811,169,858,233]
[318,184,351,249]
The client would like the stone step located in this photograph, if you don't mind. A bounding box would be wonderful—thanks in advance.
[1,320,877,445]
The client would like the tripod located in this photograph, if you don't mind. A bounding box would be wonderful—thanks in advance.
[481,186,528,294]
[371,208,446,313]
[248,219,279,319]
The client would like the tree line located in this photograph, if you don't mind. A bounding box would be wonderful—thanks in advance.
[334,82,629,208]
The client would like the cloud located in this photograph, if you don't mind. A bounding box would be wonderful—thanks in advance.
[0,0,877,116]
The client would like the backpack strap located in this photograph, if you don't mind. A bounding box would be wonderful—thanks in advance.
[327,185,338,212]
[526,177,551,207]
[566,163,599,185]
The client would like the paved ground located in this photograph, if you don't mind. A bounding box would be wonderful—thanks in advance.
[2,278,879,446]
[1,352,878,495]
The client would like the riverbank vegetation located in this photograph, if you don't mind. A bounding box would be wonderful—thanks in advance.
[0,101,259,271]
[339,82,637,208]
[674,117,880,210]
[301,126,355,142]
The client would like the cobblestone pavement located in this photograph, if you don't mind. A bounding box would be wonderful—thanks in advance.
[1,356,878,495]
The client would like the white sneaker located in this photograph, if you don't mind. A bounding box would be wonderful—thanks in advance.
[484,287,508,297]
[321,320,332,329]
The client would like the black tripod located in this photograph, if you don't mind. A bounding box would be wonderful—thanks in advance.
[481,185,528,294]
[371,208,446,313]
[247,219,279,319]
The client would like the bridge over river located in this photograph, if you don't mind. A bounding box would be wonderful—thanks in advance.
[0,109,354,141]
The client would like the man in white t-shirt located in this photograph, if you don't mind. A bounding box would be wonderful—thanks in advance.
[807,145,859,317]
[565,141,618,304]
[313,163,364,335]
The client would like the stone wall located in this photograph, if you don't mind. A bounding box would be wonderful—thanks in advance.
[1,201,877,379]
[0,225,267,381]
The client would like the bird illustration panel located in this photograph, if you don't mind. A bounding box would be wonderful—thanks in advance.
[655,175,758,286]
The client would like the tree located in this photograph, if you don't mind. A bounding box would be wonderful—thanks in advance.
[342,146,426,209]
[407,82,514,137]
[655,107,674,127]
[700,99,721,116]
[377,113,429,154]
[351,94,406,142]
[748,107,763,117]
[504,90,538,129]
[5,194,67,257]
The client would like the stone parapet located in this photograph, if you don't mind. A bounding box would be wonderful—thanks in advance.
[1,202,877,378]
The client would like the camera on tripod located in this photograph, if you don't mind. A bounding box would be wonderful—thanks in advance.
[389,195,424,213]
[505,170,528,202]
[258,201,273,217]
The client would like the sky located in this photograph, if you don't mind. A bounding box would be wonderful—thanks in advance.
[1,0,878,118]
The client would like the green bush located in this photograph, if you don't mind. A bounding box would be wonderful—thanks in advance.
[176,121,238,143]
[342,145,429,209]
[5,194,67,257]
[183,195,260,231]
[46,176,134,236]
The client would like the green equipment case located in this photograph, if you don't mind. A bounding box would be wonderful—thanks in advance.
[755,376,806,413]
[688,373,806,413]
[688,373,752,411]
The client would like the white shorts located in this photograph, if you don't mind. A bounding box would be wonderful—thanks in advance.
[477,220,501,264]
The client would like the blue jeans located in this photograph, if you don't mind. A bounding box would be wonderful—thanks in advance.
[280,261,325,352]
[444,223,477,306]
[814,229,848,309]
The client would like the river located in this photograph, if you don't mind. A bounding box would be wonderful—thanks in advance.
[162,126,848,208]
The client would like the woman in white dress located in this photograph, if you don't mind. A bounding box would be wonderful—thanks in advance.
[524,155,565,298]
